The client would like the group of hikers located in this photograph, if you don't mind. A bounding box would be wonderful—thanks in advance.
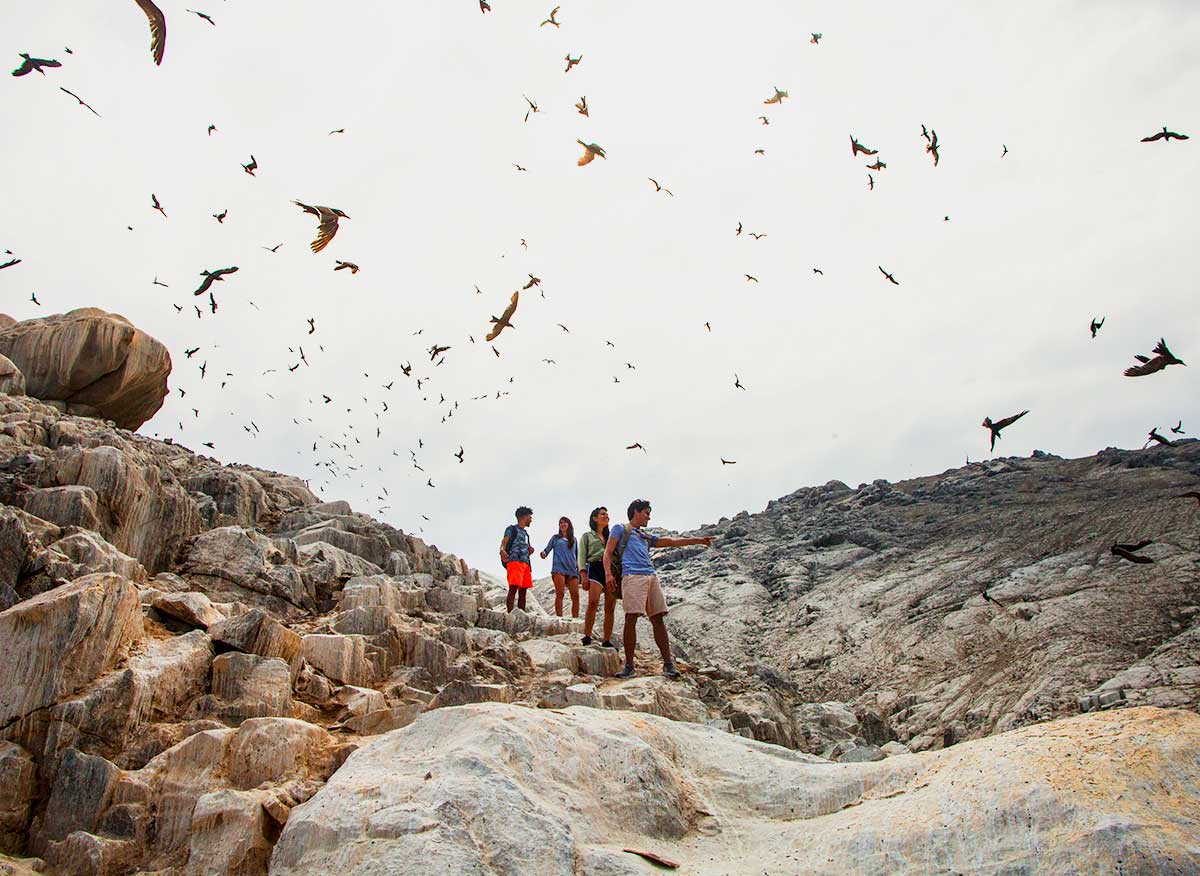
[499,501,713,679]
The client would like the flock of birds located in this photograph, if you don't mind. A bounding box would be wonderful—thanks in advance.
[4,3,1195,550]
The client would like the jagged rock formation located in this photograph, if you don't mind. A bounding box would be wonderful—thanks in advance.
[0,354,24,397]
[1,390,1197,874]
[0,309,171,430]
[274,704,1200,876]
[655,445,1200,752]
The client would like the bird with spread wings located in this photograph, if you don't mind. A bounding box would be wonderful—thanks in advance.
[486,291,519,341]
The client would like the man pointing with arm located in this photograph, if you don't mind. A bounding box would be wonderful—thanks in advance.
[606,499,713,679]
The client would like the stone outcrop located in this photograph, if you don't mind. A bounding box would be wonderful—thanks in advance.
[0,309,171,430]
[273,703,1200,876]
[0,354,25,397]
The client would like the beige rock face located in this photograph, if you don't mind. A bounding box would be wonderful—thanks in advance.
[0,310,164,425]
[272,705,1200,876]
[0,308,171,430]
[0,573,142,727]
[0,353,25,396]
[0,742,36,853]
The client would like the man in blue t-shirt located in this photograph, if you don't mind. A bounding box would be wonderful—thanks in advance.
[604,499,713,678]
[499,506,534,612]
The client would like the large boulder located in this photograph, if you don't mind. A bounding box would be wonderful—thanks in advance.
[0,572,142,727]
[0,308,171,430]
[0,353,25,396]
[271,704,1200,876]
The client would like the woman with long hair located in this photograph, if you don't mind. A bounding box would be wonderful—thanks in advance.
[540,516,580,618]
[577,506,618,648]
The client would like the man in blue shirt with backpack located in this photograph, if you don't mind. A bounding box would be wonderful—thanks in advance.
[605,499,713,678]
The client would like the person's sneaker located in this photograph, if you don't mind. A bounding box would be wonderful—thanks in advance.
[601,640,617,649]
[581,635,592,646]
[662,663,680,679]
[614,665,636,679]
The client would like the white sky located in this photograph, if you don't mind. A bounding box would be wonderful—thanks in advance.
[3,1,1197,573]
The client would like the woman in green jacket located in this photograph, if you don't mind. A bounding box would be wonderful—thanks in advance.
[578,506,618,648]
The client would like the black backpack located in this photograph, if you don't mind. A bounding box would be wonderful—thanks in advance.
[609,525,634,579]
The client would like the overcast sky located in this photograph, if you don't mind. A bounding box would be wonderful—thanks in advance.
[3,1,1197,573]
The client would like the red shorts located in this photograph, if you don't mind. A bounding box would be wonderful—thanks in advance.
[506,561,533,589]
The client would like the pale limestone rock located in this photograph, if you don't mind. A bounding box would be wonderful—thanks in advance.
[297,541,383,591]
[331,686,386,720]
[0,308,170,430]
[520,639,579,673]
[208,609,302,668]
[152,591,224,629]
[223,718,336,791]
[271,704,1200,876]
[300,634,384,687]
[597,676,710,724]
[182,527,313,614]
[425,681,514,711]
[0,572,142,726]
[183,469,269,528]
[0,742,35,854]
[564,683,602,709]
[20,486,102,533]
[184,788,278,876]
[340,705,422,736]
[0,354,24,396]
[576,647,622,677]
[45,530,147,583]
[189,653,294,723]
[338,574,424,612]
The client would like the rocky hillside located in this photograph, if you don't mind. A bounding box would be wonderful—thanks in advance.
[656,445,1200,751]
[1,381,1198,874]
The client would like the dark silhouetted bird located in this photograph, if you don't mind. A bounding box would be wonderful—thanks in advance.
[721,458,737,465]
[262,243,282,252]
[241,155,257,176]
[866,159,887,170]
[186,9,214,25]
[1144,428,1173,448]
[1001,144,1008,157]
[212,208,227,223]
[30,293,41,306]
[207,124,216,135]
[1090,317,1104,338]
[428,343,451,361]
[926,129,940,166]
[1124,338,1185,377]
[193,266,237,295]
[1171,420,1184,435]
[734,374,745,390]
[564,53,582,73]
[329,128,345,135]
[1110,540,1153,564]
[307,318,315,334]
[541,6,560,27]
[626,443,646,452]
[455,446,465,463]
[479,0,490,11]
[576,96,588,116]
[648,178,674,196]
[151,193,167,218]
[878,266,899,285]
[60,87,100,116]
[1141,126,1188,143]
[810,33,822,44]
[850,135,877,157]
[334,260,359,274]
[11,53,61,77]
[982,410,1028,451]
[744,274,758,283]
[0,259,20,271]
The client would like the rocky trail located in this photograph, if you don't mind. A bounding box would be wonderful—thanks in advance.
[0,320,1198,874]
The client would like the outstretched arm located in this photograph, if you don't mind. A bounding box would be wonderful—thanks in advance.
[654,536,713,548]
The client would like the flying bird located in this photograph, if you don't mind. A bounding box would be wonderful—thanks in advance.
[1001,145,1008,157]
[758,116,770,125]
[59,87,100,116]
[455,446,465,463]
[0,259,20,271]
[866,159,887,170]
[556,323,570,333]
[153,276,168,286]
[1123,338,1186,377]
[522,274,541,289]
[878,266,899,285]
[1110,540,1154,564]
[241,155,257,176]
[307,318,315,334]
[982,410,1028,451]
[185,9,214,25]
[184,347,199,358]
[151,194,167,217]
[1090,317,1104,338]
[734,374,745,390]
[575,96,588,116]
[577,140,606,165]
[479,0,490,11]
[745,274,758,283]
[1141,126,1188,143]
[749,232,766,239]
[704,322,711,332]
[850,135,877,156]
[328,128,345,135]
[523,95,539,122]
[212,208,227,223]
[867,174,874,191]
[428,343,451,361]
[11,53,62,77]
[207,124,216,135]
[132,0,166,65]
[763,86,788,105]
[926,129,940,166]
[1171,420,1185,435]
[721,458,737,465]
[540,6,560,27]
[626,443,646,452]
[334,260,359,274]
[810,33,822,44]
[30,293,41,306]
[193,266,238,295]
[754,148,765,155]
[735,222,743,236]
[812,268,823,275]
[293,200,349,252]
[564,54,582,73]
[513,163,527,172]
[1144,428,1173,448]
[648,178,674,196]
[486,291,519,341]
[263,243,282,252]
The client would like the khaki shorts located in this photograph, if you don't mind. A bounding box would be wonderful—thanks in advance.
[621,573,667,618]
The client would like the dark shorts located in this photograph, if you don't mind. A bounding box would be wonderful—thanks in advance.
[585,560,620,598]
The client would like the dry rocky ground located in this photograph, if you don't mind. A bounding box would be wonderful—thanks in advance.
[0,359,1197,873]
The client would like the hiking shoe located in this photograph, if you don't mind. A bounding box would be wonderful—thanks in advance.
[581,636,592,646]
[601,640,617,649]
[662,663,680,679]
[614,666,636,679]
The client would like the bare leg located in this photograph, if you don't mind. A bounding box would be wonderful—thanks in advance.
[621,614,638,669]
[602,590,617,643]
[566,577,580,618]
[506,585,517,613]
[517,588,527,611]
[582,581,600,639]
[551,572,565,617]
[649,613,673,666]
